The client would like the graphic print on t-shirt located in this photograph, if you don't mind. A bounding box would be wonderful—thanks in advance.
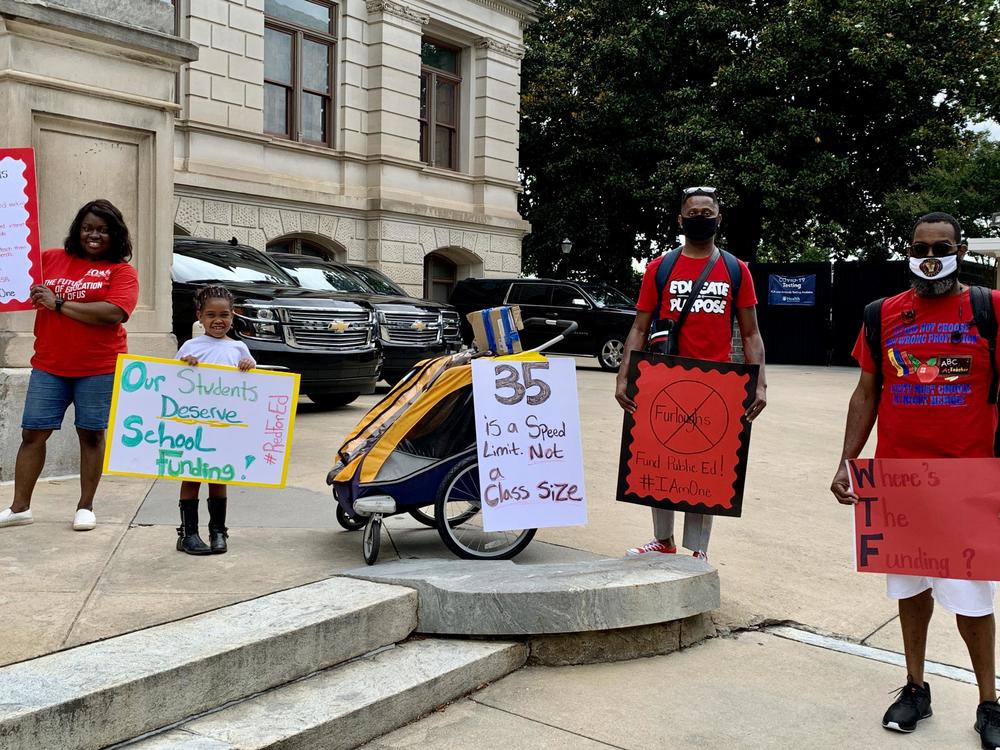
[883,319,978,407]
[45,267,112,302]
[667,278,732,316]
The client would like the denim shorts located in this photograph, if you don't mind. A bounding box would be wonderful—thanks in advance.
[21,369,115,431]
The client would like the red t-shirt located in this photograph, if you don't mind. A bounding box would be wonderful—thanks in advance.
[32,248,139,377]
[852,288,1000,458]
[636,251,757,361]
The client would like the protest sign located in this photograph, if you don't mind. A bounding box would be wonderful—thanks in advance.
[0,148,43,311]
[847,458,1000,581]
[767,274,816,306]
[104,355,300,488]
[472,355,587,532]
[617,352,757,517]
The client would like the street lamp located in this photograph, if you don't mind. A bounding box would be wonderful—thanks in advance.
[560,237,573,278]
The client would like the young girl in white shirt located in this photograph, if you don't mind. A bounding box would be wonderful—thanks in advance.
[174,285,255,555]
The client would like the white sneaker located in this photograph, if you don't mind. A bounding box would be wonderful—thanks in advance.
[72,508,96,531]
[0,507,33,527]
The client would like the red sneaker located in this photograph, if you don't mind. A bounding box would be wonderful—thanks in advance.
[626,539,677,557]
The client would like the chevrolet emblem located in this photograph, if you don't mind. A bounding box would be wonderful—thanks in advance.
[328,320,350,333]
[411,321,427,332]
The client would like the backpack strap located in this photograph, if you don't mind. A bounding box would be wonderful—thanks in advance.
[652,246,683,333]
[969,285,999,405]
[863,297,886,410]
[720,249,743,327]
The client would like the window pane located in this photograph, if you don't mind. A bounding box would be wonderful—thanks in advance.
[420,73,428,120]
[264,84,289,135]
[302,39,330,92]
[419,123,428,162]
[435,125,454,169]
[265,0,331,32]
[265,27,293,85]
[435,80,456,126]
[421,41,458,74]
[301,92,327,142]
[509,284,549,305]
[552,286,583,306]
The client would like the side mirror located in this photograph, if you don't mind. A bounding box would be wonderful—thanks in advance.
[571,298,589,307]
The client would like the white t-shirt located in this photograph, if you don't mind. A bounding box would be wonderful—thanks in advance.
[176,335,255,368]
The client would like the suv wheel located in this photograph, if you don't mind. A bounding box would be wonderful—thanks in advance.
[308,392,360,409]
[596,337,625,371]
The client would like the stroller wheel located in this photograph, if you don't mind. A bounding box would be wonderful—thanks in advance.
[363,515,382,565]
[408,502,477,528]
[336,505,366,531]
[435,455,536,560]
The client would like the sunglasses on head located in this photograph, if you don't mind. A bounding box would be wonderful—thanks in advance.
[682,186,717,196]
[909,241,962,258]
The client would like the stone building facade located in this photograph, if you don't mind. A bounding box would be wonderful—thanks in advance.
[172,0,532,300]
[0,0,532,478]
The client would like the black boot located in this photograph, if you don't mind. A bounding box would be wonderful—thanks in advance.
[207,497,228,554]
[176,499,211,555]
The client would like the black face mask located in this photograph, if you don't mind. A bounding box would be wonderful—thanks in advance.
[682,215,718,242]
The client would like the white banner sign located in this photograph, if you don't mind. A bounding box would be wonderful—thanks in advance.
[472,356,587,532]
[104,355,300,488]
[0,148,43,311]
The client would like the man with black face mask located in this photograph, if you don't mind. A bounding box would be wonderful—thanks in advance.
[615,186,767,560]
[831,212,1000,747]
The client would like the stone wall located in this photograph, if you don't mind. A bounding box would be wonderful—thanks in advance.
[173,194,523,295]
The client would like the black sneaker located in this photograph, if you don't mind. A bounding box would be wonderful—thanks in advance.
[882,681,932,732]
[975,700,1000,749]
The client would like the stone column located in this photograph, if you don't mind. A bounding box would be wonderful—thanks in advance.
[0,0,197,479]
[364,0,427,161]
[471,36,524,217]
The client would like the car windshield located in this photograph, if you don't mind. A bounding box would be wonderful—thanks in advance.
[173,246,296,285]
[579,283,635,309]
[283,265,368,294]
[349,266,408,296]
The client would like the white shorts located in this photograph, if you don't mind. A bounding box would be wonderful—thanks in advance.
[886,575,998,617]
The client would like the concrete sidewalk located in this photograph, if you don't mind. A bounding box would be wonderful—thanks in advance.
[1,362,997,748]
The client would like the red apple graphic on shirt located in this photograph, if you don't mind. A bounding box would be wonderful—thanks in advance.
[917,358,939,383]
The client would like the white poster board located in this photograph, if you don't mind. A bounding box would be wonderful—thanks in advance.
[104,355,300,488]
[0,148,43,311]
[472,355,587,532]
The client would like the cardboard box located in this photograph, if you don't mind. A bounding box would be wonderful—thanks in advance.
[467,305,523,354]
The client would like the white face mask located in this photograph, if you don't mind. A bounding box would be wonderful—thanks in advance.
[909,254,958,280]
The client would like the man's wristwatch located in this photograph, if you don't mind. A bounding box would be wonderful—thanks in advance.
[54,297,64,313]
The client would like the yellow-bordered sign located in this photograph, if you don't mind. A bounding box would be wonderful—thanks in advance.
[103,354,300,488]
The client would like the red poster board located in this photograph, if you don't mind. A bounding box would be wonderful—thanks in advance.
[848,458,1000,580]
[616,352,758,517]
[0,147,43,312]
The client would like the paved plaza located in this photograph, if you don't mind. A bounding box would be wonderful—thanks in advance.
[1,361,995,748]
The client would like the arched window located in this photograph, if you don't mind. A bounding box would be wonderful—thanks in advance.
[266,237,336,260]
[424,252,458,302]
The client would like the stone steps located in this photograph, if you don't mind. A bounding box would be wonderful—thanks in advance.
[0,578,417,750]
[124,639,527,749]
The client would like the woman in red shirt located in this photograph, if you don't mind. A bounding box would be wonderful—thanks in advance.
[0,199,139,531]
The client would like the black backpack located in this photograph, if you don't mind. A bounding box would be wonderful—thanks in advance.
[863,286,1000,452]
[653,246,744,333]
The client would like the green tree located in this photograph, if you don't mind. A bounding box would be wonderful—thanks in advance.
[520,0,1000,286]
[885,134,1000,246]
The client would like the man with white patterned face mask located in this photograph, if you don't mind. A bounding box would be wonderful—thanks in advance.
[831,212,1000,747]
[908,222,965,297]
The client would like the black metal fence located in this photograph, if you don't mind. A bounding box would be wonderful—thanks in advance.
[746,259,995,366]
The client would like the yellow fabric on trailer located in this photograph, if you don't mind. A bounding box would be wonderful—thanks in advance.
[359,365,472,483]
[334,453,364,484]
[336,356,452,462]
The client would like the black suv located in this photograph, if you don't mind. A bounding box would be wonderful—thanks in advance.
[269,253,463,385]
[172,238,380,407]
[449,278,636,370]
